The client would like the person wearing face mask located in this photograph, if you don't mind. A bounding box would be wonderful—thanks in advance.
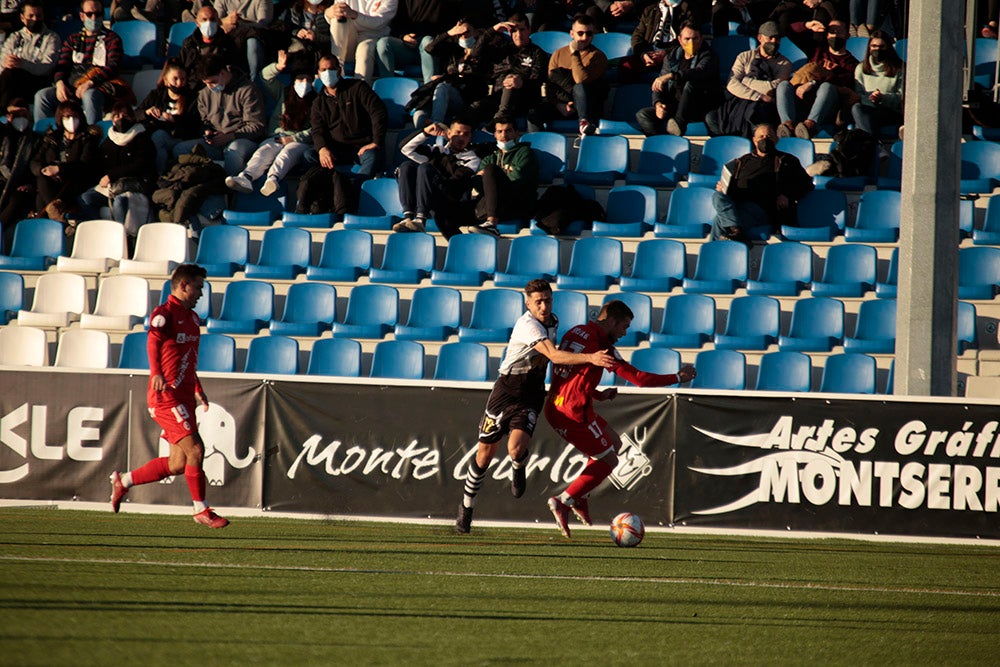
[767,0,841,55]
[34,0,127,126]
[635,21,722,137]
[326,0,397,83]
[178,5,241,90]
[621,0,707,83]
[409,19,488,129]
[0,1,61,112]
[706,20,791,138]
[170,55,266,176]
[29,100,101,231]
[710,122,813,242]
[137,59,202,171]
[850,30,903,138]
[280,0,334,57]
[467,115,539,238]
[78,102,157,239]
[467,14,547,123]
[296,53,387,215]
[0,100,42,251]
[775,19,858,139]
[225,50,317,197]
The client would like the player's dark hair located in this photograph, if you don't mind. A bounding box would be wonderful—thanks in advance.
[599,300,634,322]
[171,263,207,288]
[524,279,551,296]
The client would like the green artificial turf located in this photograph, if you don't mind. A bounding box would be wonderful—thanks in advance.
[1,508,998,666]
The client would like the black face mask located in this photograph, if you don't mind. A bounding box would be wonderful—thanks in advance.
[761,42,778,57]
[869,49,885,64]
[167,85,185,95]
[756,138,775,155]
[113,118,135,133]
[828,36,846,51]
[24,19,43,34]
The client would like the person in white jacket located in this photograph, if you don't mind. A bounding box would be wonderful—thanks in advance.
[326,0,397,82]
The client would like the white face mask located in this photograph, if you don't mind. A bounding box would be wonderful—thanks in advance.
[199,20,218,39]
[11,117,29,132]
[294,80,310,98]
[63,117,80,133]
[497,139,516,151]
[319,69,339,88]
[83,17,99,32]
[459,36,476,49]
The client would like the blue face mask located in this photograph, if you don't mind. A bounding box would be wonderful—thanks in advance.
[209,83,224,94]
[320,70,340,88]
[497,139,516,151]
[83,17,100,32]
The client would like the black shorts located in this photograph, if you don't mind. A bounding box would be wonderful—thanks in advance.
[477,373,546,445]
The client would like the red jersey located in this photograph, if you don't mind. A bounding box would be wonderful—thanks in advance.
[147,295,203,408]
[547,321,681,424]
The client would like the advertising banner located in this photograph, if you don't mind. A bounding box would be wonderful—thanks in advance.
[674,394,1000,539]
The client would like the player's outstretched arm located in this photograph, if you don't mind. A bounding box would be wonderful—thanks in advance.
[534,339,615,367]
[615,363,697,388]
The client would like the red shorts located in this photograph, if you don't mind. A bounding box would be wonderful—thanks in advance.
[546,410,616,458]
[149,402,198,445]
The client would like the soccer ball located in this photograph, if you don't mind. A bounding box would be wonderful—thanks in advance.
[609,512,645,547]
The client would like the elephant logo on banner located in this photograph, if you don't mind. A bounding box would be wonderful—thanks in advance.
[157,402,255,486]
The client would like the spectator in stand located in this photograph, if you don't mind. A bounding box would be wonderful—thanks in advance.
[534,14,609,141]
[533,0,602,31]
[468,115,539,238]
[225,50,316,197]
[296,53,387,214]
[34,0,126,126]
[620,0,708,83]
[410,18,488,128]
[848,0,880,37]
[179,5,241,89]
[635,21,721,136]
[78,102,157,240]
[171,54,266,176]
[850,30,903,138]
[281,0,334,58]
[596,0,660,33]
[0,0,20,34]
[326,0,397,83]
[0,1,61,112]
[711,0,779,37]
[469,14,547,123]
[392,118,482,237]
[138,59,201,171]
[0,100,41,251]
[775,19,857,138]
[706,20,791,137]
[710,122,813,242]
[110,0,189,22]
[768,0,842,55]
[216,0,274,81]
[29,100,101,229]
[376,0,452,82]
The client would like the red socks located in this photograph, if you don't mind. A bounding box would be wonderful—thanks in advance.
[184,465,206,503]
[565,458,613,501]
[129,457,171,485]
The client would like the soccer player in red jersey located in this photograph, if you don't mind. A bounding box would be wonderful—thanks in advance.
[544,299,696,538]
[109,263,229,528]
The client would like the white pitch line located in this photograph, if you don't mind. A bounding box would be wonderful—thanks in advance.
[3,555,998,600]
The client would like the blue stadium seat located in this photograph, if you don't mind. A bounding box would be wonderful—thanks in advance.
[960,141,1000,194]
[778,38,810,68]
[331,284,399,338]
[960,197,976,239]
[755,351,812,392]
[654,185,714,238]
[845,36,869,61]
[244,336,299,375]
[622,347,680,386]
[112,20,159,69]
[458,288,524,343]
[626,134,691,188]
[530,30,572,54]
[777,297,844,352]
[894,38,907,61]
[431,233,496,286]
[193,221,249,277]
[688,136,752,187]
[712,35,756,83]
[166,21,195,58]
[306,229,372,282]
[528,183,596,236]
[649,293,715,348]
[820,353,877,394]
[958,301,978,354]
[434,342,489,381]
[597,83,648,134]
[811,243,877,297]
[776,136,815,169]
[130,69,160,107]
[118,331,149,370]
[592,31,632,60]
[682,240,748,294]
[0,218,64,270]
[206,280,274,334]
[372,77,419,128]
[620,238,685,293]
[244,227,311,279]
[844,298,896,354]
[974,37,999,90]
[197,333,236,373]
[844,190,901,243]
[714,295,780,350]
[307,337,362,377]
[602,292,651,347]
[158,279,211,322]
[692,349,746,390]
[875,247,898,298]
[0,271,23,325]
[394,286,462,341]
[371,339,425,379]
[781,189,847,241]
[592,185,657,237]
[747,241,813,296]
[552,289,589,341]
[877,140,904,190]
[369,232,435,284]
[973,194,1000,245]
[343,178,403,230]
[556,237,623,290]
[223,209,273,227]
[521,132,567,184]
[281,212,335,228]
[958,246,1000,299]
[493,235,559,287]
[269,282,337,337]
[564,135,630,186]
